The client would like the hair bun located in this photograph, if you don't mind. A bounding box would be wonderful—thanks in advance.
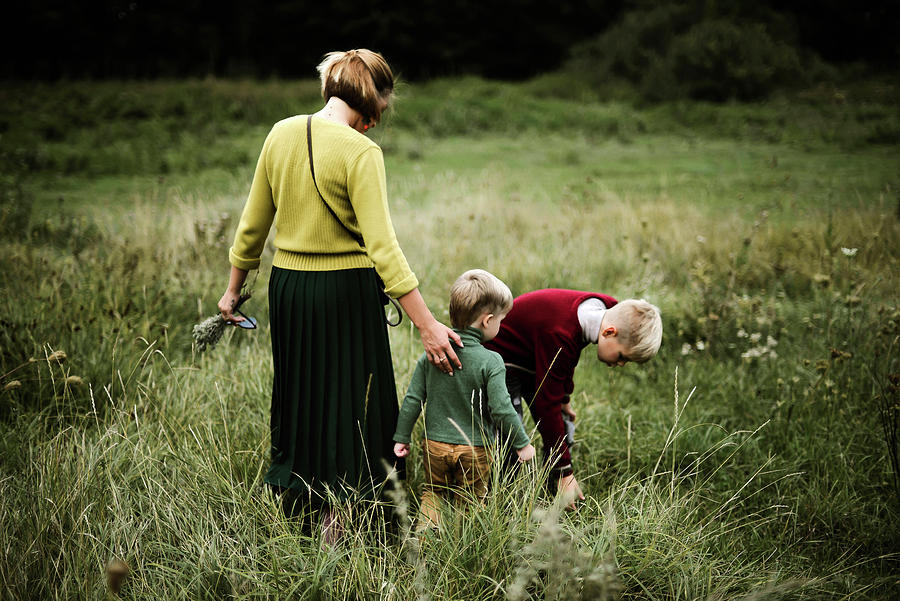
[317,49,395,123]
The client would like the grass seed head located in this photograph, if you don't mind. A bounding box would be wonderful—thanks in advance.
[47,350,67,363]
[106,559,130,596]
[813,273,831,286]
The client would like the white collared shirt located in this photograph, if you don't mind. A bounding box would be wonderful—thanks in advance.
[577,297,608,344]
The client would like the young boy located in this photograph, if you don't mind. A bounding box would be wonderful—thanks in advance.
[484,289,662,509]
[393,269,536,528]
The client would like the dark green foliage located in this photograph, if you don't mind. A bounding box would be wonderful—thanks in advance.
[565,2,844,101]
[1,0,625,81]
[568,4,695,88]
[4,1,897,83]
[644,20,803,101]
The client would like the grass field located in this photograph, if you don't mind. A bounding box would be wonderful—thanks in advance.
[1,76,898,600]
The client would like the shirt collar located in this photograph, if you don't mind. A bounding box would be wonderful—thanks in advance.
[577,298,607,343]
[454,327,485,345]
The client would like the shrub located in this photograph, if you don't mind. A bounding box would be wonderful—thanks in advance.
[645,20,804,101]
[565,5,820,102]
[566,4,694,90]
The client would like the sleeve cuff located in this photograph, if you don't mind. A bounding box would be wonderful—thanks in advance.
[552,463,574,477]
[229,248,261,271]
[383,272,418,299]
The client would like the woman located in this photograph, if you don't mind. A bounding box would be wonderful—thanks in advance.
[218,49,461,529]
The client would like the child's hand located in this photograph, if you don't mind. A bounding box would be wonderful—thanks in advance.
[394,442,410,458]
[516,444,536,462]
[558,473,585,510]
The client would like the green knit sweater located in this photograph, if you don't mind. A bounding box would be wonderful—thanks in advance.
[229,115,418,298]
[394,328,531,449]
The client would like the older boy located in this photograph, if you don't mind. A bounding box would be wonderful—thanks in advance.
[394,270,536,528]
[484,289,662,509]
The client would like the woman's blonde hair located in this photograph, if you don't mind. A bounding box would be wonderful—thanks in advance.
[449,269,513,329]
[317,49,394,124]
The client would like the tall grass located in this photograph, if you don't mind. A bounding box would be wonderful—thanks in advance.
[1,77,898,599]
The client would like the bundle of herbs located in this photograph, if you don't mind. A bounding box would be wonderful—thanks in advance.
[192,292,254,352]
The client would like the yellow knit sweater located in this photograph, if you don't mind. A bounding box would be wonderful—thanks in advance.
[229,115,418,298]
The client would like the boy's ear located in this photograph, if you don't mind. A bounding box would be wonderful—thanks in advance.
[481,313,495,328]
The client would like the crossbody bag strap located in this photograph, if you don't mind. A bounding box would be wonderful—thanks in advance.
[307,115,365,247]
[306,115,402,326]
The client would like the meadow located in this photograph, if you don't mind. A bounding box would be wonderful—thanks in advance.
[0,76,898,600]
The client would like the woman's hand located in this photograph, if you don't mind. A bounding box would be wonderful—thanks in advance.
[218,266,249,324]
[561,402,577,422]
[217,290,243,323]
[397,288,463,375]
[419,319,462,375]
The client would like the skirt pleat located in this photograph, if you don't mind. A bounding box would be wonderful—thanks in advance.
[265,266,402,500]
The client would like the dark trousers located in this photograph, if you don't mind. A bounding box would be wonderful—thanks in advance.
[501,365,534,474]
[502,364,573,494]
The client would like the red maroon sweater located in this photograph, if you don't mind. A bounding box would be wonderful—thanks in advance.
[485,289,617,474]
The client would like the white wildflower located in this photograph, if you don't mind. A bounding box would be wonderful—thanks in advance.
[695,340,706,351]
[840,247,858,257]
[681,343,692,355]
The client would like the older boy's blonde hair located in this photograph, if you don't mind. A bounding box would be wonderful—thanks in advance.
[317,49,394,124]
[449,269,513,329]
[605,299,663,362]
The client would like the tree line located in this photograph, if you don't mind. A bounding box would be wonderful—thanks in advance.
[2,0,896,83]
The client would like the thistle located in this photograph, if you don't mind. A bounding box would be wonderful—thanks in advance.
[193,293,251,352]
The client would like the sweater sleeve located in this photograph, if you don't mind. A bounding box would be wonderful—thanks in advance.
[347,147,418,298]
[531,337,578,473]
[393,354,429,444]
[485,354,531,449]
[229,129,276,270]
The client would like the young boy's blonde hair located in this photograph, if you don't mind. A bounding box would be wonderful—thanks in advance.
[449,269,513,329]
[605,299,663,362]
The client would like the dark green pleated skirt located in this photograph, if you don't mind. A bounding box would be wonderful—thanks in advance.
[264,266,403,501]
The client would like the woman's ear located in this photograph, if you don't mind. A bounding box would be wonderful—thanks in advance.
[601,325,618,338]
